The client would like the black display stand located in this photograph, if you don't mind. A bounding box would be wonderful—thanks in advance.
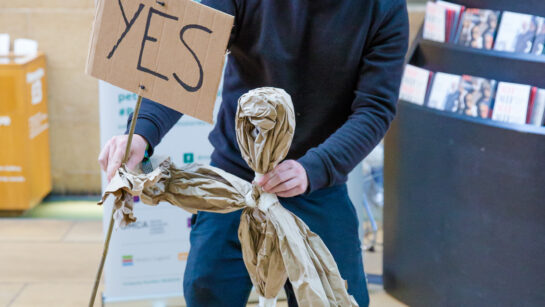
[383,1,545,306]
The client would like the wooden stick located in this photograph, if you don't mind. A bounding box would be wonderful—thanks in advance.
[89,94,144,307]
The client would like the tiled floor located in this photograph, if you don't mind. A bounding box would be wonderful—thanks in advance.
[0,215,405,307]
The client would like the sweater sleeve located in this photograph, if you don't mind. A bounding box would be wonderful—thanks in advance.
[126,0,239,155]
[127,98,182,156]
[298,1,409,193]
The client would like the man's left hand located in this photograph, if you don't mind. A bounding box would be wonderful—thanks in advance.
[256,160,308,197]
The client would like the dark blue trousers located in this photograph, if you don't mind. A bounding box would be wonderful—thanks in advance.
[183,184,370,307]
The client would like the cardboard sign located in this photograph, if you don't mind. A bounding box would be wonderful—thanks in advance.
[86,0,234,123]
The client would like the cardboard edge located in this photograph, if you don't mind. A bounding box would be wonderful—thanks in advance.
[204,41,231,124]
[85,0,105,76]
[185,3,233,123]
[199,12,234,124]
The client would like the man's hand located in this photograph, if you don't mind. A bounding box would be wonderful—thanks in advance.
[98,134,148,182]
[256,160,308,197]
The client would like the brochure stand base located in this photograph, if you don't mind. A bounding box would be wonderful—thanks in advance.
[383,102,545,307]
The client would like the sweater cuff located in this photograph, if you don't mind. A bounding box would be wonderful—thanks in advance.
[297,149,329,194]
[126,117,161,156]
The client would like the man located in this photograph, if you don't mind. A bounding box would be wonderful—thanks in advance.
[99,0,408,306]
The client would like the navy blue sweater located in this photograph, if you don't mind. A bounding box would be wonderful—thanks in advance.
[130,0,409,193]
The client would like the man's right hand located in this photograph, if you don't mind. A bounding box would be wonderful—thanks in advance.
[98,134,148,182]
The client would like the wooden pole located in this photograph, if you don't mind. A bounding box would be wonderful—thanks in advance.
[88,94,144,307]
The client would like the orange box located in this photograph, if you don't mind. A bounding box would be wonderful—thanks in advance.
[0,52,51,210]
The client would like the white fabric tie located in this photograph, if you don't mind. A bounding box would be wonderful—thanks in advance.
[254,172,278,306]
[258,295,278,307]
[254,173,264,181]
[254,173,276,212]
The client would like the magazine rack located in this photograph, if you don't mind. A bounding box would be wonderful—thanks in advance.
[383,1,545,306]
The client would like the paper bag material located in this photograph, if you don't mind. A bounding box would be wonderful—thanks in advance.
[86,0,233,123]
[100,87,358,306]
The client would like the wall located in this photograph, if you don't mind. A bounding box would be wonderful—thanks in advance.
[0,1,424,194]
[409,7,425,44]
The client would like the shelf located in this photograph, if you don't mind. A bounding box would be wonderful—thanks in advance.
[384,2,545,306]
[410,40,545,88]
[448,0,545,16]
[398,100,545,135]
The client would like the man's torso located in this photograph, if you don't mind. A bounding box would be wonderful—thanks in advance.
[209,0,382,180]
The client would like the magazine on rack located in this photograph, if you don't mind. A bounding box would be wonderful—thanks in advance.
[399,65,433,105]
[427,72,462,112]
[455,9,500,50]
[494,12,538,53]
[492,82,533,124]
[457,75,496,119]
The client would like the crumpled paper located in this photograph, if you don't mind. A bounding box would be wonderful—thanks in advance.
[99,87,358,307]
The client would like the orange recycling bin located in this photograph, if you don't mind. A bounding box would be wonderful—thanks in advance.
[0,52,51,211]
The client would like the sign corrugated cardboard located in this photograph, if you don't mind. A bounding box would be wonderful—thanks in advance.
[86,0,234,123]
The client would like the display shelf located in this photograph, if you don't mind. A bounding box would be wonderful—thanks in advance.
[398,100,545,134]
[411,40,545,88]
[384,101,545,307]
[448,0,545,16]
[383,1,545,306]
